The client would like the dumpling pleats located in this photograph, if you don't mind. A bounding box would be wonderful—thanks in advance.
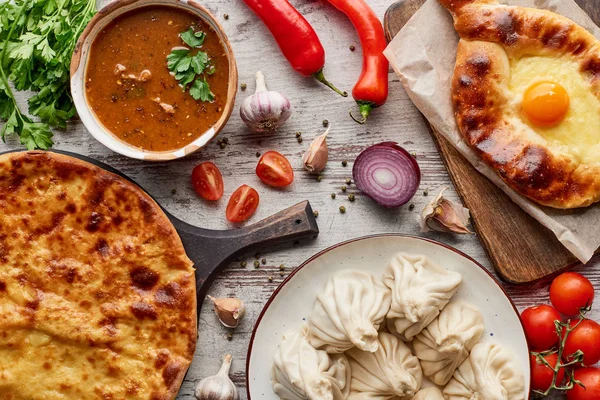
[443,342,526,400]
[346,332,423,400]
[410,387,444,400]
[383,253,462,341]
[413,301,485,385]
[271,325,351,400]
[309,270,391,353]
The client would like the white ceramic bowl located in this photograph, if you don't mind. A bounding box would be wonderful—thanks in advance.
[70,0,238,161]
[247,235,531,399]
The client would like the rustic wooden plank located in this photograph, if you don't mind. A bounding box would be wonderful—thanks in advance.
[384,0,600,283]
[0,1,598,399]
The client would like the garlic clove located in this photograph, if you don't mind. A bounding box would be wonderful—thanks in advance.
[208,296,246,328]
[303,126,330,174]
[195,354,239,400]
[239,71,292,133]
[420,187,471,234]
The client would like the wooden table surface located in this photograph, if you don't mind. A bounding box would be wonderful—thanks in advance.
[4,0,599,398]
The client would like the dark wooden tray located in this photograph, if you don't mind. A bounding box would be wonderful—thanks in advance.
[384,0,599,283]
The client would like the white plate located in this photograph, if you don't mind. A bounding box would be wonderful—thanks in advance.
[246,235,531,399]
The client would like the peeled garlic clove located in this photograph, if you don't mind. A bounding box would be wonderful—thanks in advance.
[208,296,246,328]
[195,354,239,400]
[420,187,471,234]
[302,126,330,174]
[240,71,292,133]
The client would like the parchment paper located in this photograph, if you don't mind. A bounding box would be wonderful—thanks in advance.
[384,0,600,263]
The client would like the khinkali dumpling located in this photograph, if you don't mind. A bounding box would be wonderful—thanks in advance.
[346,332,422,400]
[413,301,485,385]
[309,270,391,353]
[443,342,526,400]
[411,387,444,400]
[383,253,462,341]
[271,325,351,400]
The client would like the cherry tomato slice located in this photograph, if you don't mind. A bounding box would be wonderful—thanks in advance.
[521,305,561,350]
[550,272,595,317]
[256,151,294,187]
[531,353,564,392]
[562,319,600,366]
[226,185,260,223]
[192,162,224,201]
[567,368,600,400]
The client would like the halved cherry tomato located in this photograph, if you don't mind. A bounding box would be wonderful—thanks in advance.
[226,185,260,223]
[531,353,564,392]
[192,162,224,201]
[567,368,600,400]
[562,319,600,366]
[521,305,561,350]
[256,151,294,187]
[550,272,595,317]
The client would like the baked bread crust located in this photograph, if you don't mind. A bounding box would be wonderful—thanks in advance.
[0,151,196,399]
[440,0,600,208]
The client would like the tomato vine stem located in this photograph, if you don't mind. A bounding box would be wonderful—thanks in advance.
[531,307,590,397]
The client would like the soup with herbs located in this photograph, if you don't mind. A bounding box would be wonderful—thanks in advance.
[85,5,230,152]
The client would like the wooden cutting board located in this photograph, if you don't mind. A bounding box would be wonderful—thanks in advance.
[384,0,600,284]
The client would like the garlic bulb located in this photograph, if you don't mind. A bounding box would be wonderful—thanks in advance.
[420,187,471,234]
[195,354,239,400]
[240,71,291,133]
[208,296,246,328]
[302,126,330,174]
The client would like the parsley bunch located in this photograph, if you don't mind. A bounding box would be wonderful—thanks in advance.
[167,28,215,102]
[0,0,96,150]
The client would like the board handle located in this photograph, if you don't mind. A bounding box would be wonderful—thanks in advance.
[169,201,319,306]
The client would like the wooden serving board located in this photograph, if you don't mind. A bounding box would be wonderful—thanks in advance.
[384,0,600,284]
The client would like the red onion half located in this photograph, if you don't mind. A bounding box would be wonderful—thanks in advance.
[352,142,421,208]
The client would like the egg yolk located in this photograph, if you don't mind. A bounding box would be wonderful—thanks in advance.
[522,81,570,127]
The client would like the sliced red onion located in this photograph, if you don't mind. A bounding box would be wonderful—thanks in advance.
[353,142,421,208]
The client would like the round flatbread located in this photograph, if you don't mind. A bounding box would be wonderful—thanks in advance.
[441,0,600,208]
[0,151,196,399]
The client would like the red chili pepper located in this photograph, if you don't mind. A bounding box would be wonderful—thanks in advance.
[325,0,389,123]
[242,0,347,97]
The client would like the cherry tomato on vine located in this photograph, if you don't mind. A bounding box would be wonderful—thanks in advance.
[192,162,224,201]
[226,185,260,223]
[531,353,565,392]
[521,305,561,350]
[550,272,595,317]
[562,319,600,366]
[256,151,294,187]
[567,368,600,400]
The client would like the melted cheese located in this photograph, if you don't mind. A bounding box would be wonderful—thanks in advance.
[509,56,600,165]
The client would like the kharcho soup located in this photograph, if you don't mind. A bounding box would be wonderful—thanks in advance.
[85,5,229,152]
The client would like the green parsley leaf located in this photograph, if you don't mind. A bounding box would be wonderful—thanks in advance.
[21,32,43,45]
[0,85,14,121]
[37,38,55,62]
[190,51,208,74]
[1,110,18,140]
[20,121,54,150]
[175,70,196,88]
[29,88,75,129]
[176,55,192,72]
[166,27,215,103]
[189,79,214,102]
[167,49,189,69]
[0,0,96,149]
[9,43,33,60]
[180,28,206,48]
